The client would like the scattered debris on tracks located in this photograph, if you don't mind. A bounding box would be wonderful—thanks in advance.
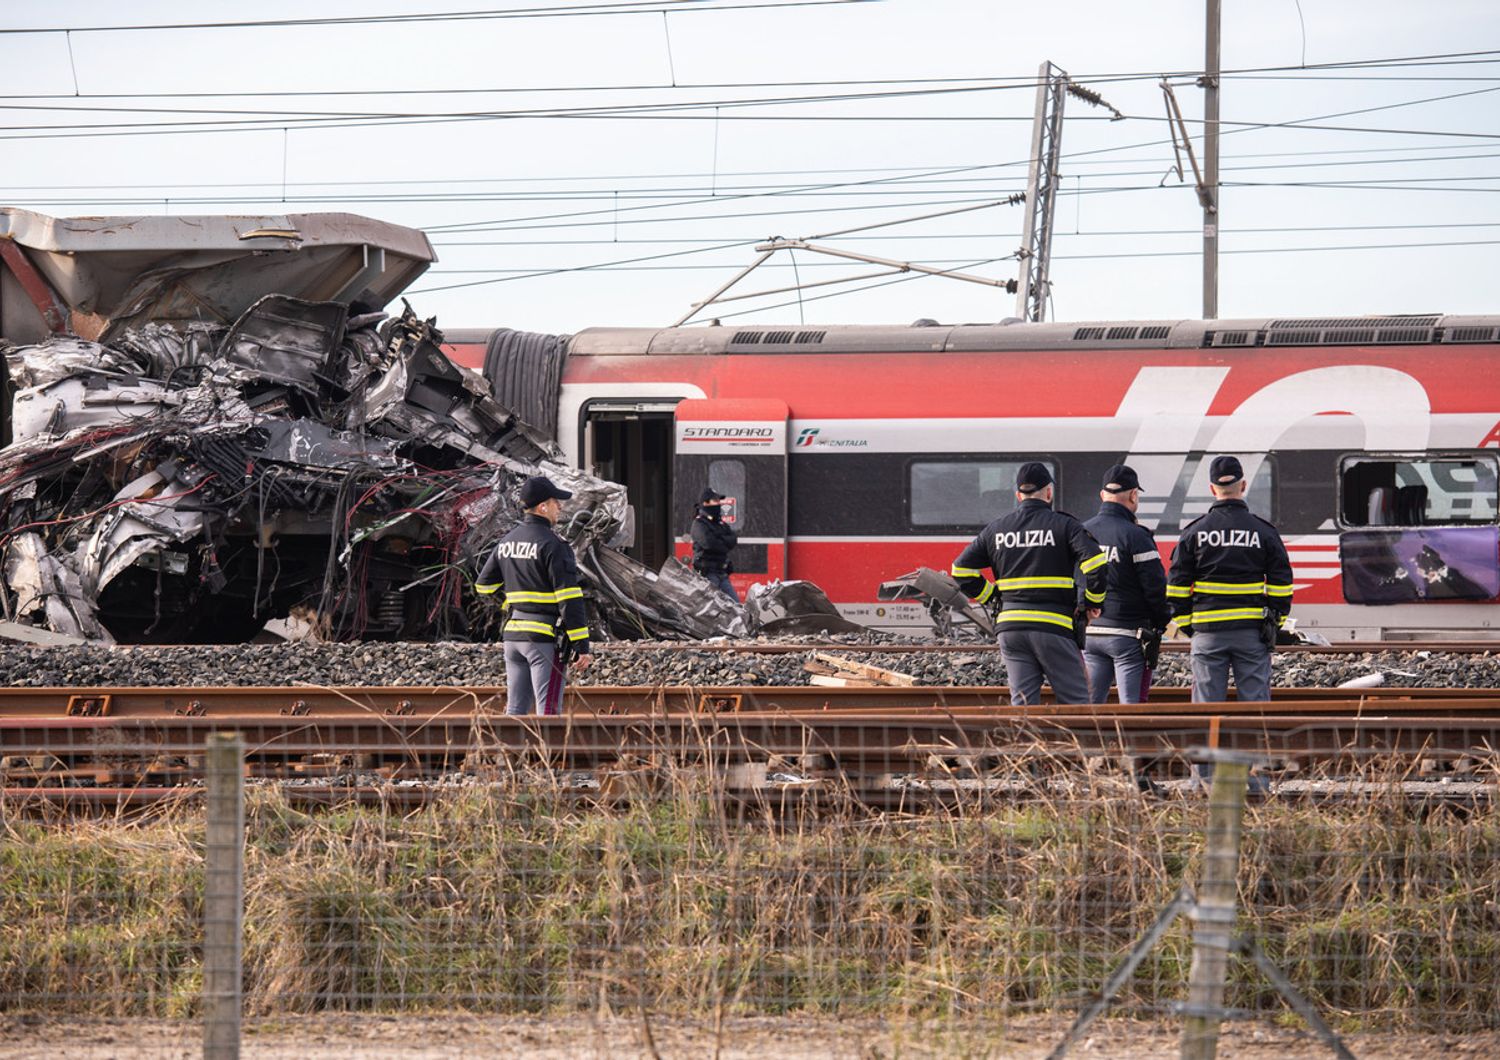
[804,652,917,687]
[0,639,1488,690]
[878,567,996,639]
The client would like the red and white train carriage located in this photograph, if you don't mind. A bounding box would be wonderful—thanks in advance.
[446,313,1500,640]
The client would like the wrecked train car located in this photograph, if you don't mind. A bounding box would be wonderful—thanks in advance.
[0,208,743,644]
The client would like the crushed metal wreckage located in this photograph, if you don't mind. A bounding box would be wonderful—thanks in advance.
[878,567,997,640]
[0,208,745,643]
[745,580,867,637]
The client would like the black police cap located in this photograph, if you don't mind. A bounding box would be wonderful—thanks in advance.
[1209,455,1244,486]
[1101,463,1142,494]
[1015,461,1054,493]
[699,488,726,504]
[519,476,573,508]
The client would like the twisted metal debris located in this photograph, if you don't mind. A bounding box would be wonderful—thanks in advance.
[0,300,743,644]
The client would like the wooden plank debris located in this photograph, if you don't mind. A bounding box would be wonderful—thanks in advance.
[808,652,918,687]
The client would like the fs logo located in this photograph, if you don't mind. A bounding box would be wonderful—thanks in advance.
[795,428,820,447]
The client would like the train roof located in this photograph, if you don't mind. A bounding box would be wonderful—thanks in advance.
[0,207,434,344]
[449,313,1500,355]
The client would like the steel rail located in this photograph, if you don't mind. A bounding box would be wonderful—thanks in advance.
[5,711,1500,761]
[6,687,1499,810]
[0,684,1496,719]
[591,640,1500,654]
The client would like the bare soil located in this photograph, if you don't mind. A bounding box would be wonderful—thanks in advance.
[1,1014,1495,1058]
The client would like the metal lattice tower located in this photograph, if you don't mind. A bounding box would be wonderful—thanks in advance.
[1015,62,1068,323]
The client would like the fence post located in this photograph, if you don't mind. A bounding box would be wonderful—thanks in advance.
[203,732,244,1060]
[1180,749,1255,1060]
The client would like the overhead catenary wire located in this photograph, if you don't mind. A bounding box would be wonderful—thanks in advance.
[423,221,1500,247]
[3,135,1500,191]
[417,236,1500,274]
[13,142,1500,208]
[4,22,1495,327]
[2,74,1499,143]
[3,46,1500,101]
[0,0,875,35]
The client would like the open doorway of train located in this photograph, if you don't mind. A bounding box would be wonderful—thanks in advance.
[580,399,678,570]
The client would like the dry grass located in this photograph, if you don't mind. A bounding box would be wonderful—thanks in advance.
[1,747,1497,1033]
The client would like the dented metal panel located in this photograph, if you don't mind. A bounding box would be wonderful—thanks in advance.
[0,207,434,345]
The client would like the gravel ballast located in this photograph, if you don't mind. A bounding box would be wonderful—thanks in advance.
[0,641,1491,689]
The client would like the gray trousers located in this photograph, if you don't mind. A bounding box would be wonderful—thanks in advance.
[1190,627,1271,703]
[504,640,566,716]
[999,629,1090,706]
[1085,634,1151,705]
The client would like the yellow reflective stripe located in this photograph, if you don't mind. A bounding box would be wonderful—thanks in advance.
[1175,614,1192,627]
[951,565,985,578]
[566,627,589,641]
[1191,608,1267,624]
[994,576,1076,590]
[505,590,559,604]
[1264,583,1294,598]
[1084,589,1106,604]
[504,620,556,636]
[505,587,585,605]
[475,583,502,596]
[997,609,1076,630]
[974,581,996,605]
[1193,580,1266,594]
[1079,552,1108,573]
[1165,585,1193,598]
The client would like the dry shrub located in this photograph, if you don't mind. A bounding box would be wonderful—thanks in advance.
[0,745,1496,1033]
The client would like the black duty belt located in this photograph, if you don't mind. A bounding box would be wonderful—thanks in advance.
[509,609,557,624]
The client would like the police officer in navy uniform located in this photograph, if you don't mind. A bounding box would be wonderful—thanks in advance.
[951,461,1108,705]
[475,475,592,716]
[1083,464,1171,704]
[1167,455,1294,702]
[691,488,740,602]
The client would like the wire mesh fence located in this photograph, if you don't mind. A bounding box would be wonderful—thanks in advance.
[2,718,1499,1057]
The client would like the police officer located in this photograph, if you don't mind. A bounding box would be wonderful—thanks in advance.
[475,475,592,716]
[1083,464,1171,704]
[1167,455,1294,702]
[951,461,1108,705]
[691,488,740,602]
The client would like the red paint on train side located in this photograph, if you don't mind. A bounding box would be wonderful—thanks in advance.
[449,340,1497,417]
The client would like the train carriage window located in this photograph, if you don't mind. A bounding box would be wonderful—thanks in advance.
[1340,456,1499,527]
[708,459,746,525]
[909,459,1057,528]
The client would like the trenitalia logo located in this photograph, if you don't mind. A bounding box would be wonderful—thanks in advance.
[796,427,867,449]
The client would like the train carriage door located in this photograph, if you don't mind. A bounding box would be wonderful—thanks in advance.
[581,398,681,570]
[674,398,789,592]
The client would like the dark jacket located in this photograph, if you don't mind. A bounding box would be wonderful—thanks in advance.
[1084,501,1171,632]
[690,512,738,575]
[951,498,1108,637]
[475,514,590,651]
[1167,498,1294,634]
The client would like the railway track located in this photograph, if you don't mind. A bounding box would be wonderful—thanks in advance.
[592,639,1500,654]
[0,682,1494,718]
[3,684,1498,808]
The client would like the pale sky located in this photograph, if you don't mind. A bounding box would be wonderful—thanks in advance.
[2,0,1498,333]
